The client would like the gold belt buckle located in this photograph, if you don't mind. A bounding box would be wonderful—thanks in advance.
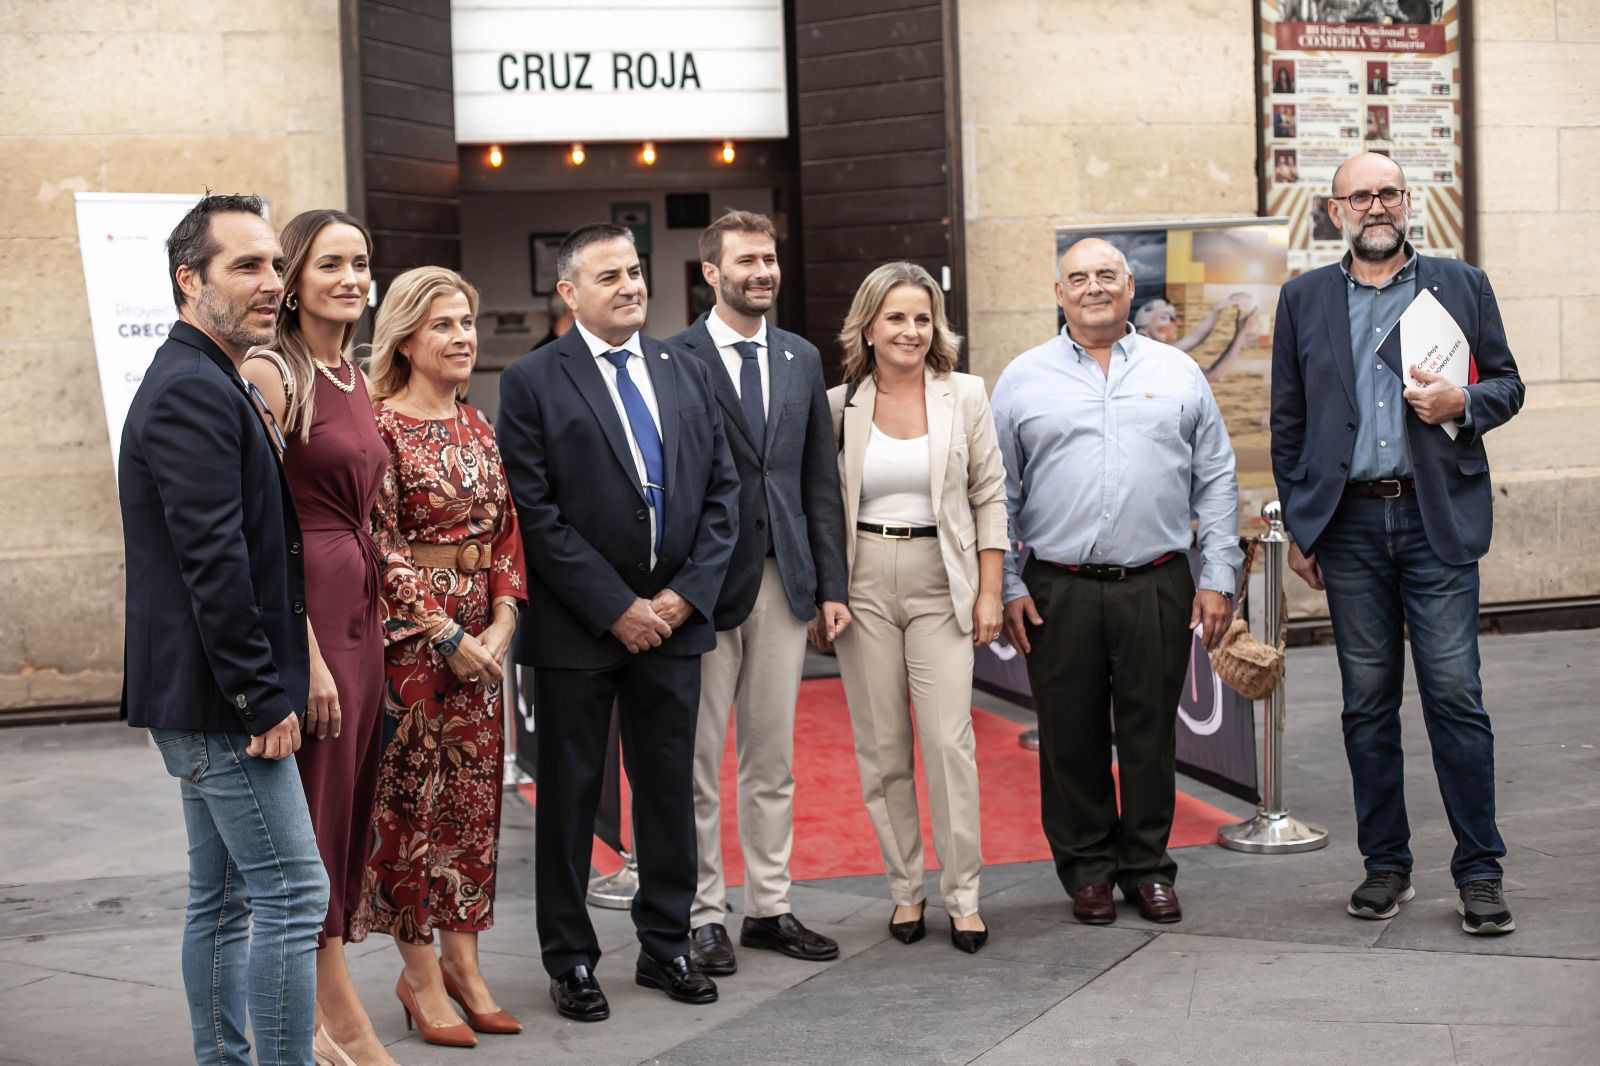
[882,524,912,540]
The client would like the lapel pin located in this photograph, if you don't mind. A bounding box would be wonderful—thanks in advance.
[660,351,669,360]
[784,350,794,361]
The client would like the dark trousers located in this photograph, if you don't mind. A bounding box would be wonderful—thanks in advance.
[1315,493,1505,885]
[533,652,700,977]
[1022,556,1194,894]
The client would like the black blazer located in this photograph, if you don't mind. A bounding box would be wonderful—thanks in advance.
[118,322,309,735]
[498,328,740,670]
[666,314,848,630]
[1270,254,1524,564]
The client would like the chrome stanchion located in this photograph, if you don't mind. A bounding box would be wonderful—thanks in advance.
[1218,500,1329,854]
[587,852,639,909]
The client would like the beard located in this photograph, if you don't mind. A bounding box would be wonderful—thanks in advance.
[719,274,777,318]
[195,282,276,349]
[1346,213,1406,262]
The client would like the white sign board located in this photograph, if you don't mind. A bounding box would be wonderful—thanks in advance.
[452,0,789,143]
[74,192,202,471]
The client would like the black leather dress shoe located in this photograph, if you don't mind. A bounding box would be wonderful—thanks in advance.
[949,916,989,954]
[635,950,718,1004]
[739,913,840,961]
[691,923,738,975]
[550,964,609,1022]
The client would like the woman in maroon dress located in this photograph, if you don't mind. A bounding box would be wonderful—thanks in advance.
[241,210,397,1066]
[352,266,527,1047]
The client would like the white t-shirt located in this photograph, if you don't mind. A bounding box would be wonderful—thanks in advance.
[858,424,936,527]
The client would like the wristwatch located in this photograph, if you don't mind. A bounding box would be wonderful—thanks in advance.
[1219,591,1235,603]
[433,624,464,658]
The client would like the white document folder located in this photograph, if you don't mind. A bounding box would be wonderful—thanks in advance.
[1386,288,1470,441]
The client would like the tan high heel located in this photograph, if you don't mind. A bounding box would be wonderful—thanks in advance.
[395,974,477,1048]
[313,1025,359,1066]
[442,969,523,1035]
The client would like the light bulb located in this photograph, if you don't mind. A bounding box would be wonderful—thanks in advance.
[487,145,504,168]
[570,143,586,166]
[641,141,657,166]
[721,140,736,164]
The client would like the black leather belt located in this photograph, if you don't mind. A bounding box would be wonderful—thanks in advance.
[1344,478,1417,499]
[1043,551,1180,581]
[856,521,937,540]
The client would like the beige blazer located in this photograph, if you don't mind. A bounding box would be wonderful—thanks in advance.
[828,370,1009,633]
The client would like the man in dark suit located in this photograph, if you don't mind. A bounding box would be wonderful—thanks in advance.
[665,211,850,976]
[120,193,329,1064]
[498,223,740,1020]
[1271,152,1523,936]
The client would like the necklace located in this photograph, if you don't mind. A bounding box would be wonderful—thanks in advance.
[314,355,356,393]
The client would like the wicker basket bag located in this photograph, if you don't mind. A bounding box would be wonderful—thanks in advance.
[1210,541,1287,701]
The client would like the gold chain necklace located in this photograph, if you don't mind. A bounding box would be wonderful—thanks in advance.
[314,356,356,393]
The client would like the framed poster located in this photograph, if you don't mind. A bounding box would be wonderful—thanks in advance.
[611,201,652,254]
[1257,0,1471,274]
[529,233,563,296]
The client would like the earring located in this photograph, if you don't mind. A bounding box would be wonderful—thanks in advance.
[866,339,873,347]
[284,292,299,311]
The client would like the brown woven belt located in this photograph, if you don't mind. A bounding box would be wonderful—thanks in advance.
[408,540,492,572]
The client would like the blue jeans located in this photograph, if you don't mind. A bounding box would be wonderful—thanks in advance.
[1315,493,1506,885]
[151,729,329,1066]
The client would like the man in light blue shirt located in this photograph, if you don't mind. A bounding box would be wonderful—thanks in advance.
[995,237,1242,926]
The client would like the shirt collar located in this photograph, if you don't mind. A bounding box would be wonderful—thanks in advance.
[1339,242,1418,291]
[1060,321,1138,363]
[705,306,767,350]
[574,319,643,360]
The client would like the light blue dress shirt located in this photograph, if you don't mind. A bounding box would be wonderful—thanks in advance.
[992,325,1243,602]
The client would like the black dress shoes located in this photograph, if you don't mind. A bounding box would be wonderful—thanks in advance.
[888,900,927,944]
[739,913,840,961]
[949,916,989,954]
[550,964,609,1022]
[635,950,718,1004]
[691,922,738,975]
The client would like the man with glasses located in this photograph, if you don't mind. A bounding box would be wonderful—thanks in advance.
[1269,152,1524,935]
[997,238,1242,926]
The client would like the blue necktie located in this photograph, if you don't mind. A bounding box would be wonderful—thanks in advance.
[732,340,765,454]
[602,349,665,554]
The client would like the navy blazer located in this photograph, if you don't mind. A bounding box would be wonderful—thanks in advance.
[1270,254,1524,565]
[666,314,848,630]
[497,327,740,670]
[118,321,309,735]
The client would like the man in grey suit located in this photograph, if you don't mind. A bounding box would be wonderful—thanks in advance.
[667,210,851,974]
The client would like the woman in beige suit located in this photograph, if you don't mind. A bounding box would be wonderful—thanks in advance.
[813,262,1008,953]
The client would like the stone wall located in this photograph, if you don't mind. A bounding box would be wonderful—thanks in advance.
[0,1,346,712]
[957,0,1600,612]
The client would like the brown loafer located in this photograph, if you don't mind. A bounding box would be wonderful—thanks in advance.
[1071,883,1116,925]
[1128,882,1182,923]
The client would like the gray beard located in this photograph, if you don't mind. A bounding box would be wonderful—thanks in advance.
[195,284,274,350]
[1348,217,1405,262]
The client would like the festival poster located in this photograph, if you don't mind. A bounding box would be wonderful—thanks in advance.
[1258,0,1468,272]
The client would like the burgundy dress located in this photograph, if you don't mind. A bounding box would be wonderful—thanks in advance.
[279,364,388,944]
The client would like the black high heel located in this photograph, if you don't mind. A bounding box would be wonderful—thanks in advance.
[949,916,989,954]
[888,900,926,944]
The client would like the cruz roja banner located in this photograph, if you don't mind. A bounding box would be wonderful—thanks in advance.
[74,192,207,471]
[976,547,1261,804]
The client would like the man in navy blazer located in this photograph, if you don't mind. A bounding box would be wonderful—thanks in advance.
[119,194,328,1063]
[498,223,739,1020]
[666,211,850,975]
[1271,152,1523,936]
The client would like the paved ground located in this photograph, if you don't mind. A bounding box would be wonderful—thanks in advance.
[2,630,1597,1065]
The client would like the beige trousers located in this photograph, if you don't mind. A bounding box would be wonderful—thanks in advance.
[691,559,809,926]
[834,534,983,917]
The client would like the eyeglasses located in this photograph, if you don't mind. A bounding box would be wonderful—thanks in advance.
[1062,269,1125,292]
[1328,187,1408,211]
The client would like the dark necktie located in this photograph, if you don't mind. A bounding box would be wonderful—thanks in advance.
[732,340,765,453]
[602,349,665,554]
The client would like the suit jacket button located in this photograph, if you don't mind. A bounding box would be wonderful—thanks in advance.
[292,601,305,614]
[755,517,766,530]
[235,694,248,708]
[244,711,256,720]
[289,542,302,555]
[1340,462,1348,471]
[636,509,647,521]
[1347,422,1356,431]
[637,562,648,572]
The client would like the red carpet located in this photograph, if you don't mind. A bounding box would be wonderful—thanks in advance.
[517,677,1240,882]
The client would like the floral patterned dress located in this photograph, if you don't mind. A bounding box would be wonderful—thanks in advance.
[351,402,526,945]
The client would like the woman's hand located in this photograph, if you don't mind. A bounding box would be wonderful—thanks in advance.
[444,631,504,686]
[477,618,515,666]
[972,590,1003,647]
[807,614,835,654]
[305,648,341,739]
